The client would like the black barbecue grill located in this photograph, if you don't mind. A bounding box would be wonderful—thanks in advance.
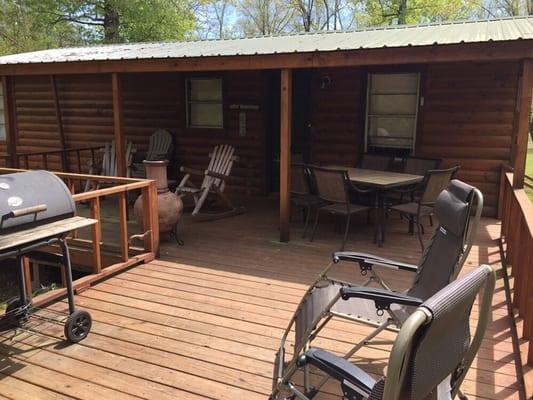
[0,170,95,343]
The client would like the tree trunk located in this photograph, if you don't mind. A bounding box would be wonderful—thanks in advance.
[397,0,407,24]
[103,2,120,43]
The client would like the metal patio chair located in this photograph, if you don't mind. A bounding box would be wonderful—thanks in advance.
[272,179,483,398]
[175,144,245,219]
[310,167,374,251]
[272,264,495,400]
[391,166,459,249]
[290,164,321,238]
[387,156,442,205]
[403,156,441,176]
[358,154,392,171]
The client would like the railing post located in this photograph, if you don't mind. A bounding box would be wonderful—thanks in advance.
[141,181,159,257]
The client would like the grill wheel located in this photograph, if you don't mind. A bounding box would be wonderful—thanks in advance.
[64,310,92,343]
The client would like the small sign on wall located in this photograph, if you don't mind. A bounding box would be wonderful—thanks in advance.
[239,111,246,137]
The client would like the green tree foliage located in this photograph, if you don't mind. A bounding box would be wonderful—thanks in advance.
[0,1,83,55]
[0,0,196,55]
[43,0,197,43]
[352,0,485,26]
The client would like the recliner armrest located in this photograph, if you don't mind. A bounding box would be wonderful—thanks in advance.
[333,251,418,273]
[340,286,423,311]
[297,348,375,397]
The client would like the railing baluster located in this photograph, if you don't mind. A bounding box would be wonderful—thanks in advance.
[90,197,102,273]
[141,182,159,256]
[77,150,82,174]
[500,169,533,366]
[118,191,129,262]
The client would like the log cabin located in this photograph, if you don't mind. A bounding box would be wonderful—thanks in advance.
[0,17,530,241]
[0,17,532,400]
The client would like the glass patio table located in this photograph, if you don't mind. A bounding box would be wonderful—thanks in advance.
[327,167,424,246]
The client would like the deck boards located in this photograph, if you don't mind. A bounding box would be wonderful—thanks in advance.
[0,198,524,399]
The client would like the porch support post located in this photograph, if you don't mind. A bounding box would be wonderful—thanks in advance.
[112,72,126,177]
[2,76,16,167]
[50,75,68,171]
[512,59,533,189]
[280,68,292,242]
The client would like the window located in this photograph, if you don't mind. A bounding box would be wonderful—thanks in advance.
[0,84,6,140]
[365,73,420,153]
[186,78,223,128]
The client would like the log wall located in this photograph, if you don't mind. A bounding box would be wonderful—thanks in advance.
[4,60,521,214]
[8,71,270,195]
[417,61,519,216]
[307,61,520,216]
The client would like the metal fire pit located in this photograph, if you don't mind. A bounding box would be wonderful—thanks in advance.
[0,170,96,343]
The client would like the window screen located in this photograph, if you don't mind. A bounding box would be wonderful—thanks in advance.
[186,78,223,128]
[365,73,419,152]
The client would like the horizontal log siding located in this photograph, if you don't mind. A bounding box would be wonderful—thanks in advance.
[10,72,269,194]
[417,61,520,216]
[56,74,114,172]
[172,70,269,196]
[121,72,181,157]
[13,75,61,170]
[310,67,365,166]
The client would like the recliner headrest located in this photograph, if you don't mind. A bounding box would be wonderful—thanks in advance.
[434,179,475,237]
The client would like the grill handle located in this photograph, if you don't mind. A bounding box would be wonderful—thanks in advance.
[2,204,48,222]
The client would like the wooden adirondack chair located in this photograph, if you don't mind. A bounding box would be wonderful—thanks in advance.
[84,140,134,191]
[176,144,245,219]
[131,129,173,178]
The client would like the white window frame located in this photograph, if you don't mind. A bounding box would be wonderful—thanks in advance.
[185,78,224,129]
[364,72,420,154]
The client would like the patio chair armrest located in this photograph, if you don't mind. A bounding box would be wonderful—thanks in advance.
[332,251,418,273]
[340,286,423,311]
[205,170,229,180]
[297,348,375,397]
[180,166,203,176]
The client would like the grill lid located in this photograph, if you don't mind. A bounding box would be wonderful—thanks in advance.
[0,170,75,232]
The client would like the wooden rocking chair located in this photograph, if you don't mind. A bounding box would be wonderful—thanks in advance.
[131,129,173,178]
[84,140,134,191]
[176,144,245,220]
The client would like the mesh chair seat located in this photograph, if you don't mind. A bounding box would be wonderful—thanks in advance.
[292,193,321,207]
[320,203,370,215]
[295,279,411,350]
[390,202,433,217]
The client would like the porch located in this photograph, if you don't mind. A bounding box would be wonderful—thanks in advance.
[0,197,524,399]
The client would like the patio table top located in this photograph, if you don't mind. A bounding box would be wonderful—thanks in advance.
[327,166,424,189]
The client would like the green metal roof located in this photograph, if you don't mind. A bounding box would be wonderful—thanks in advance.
[0,16,531,65]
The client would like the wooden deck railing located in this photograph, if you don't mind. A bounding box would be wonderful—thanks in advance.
[500,167,533,365]
[0,167,159,306]
[0,146,100,173]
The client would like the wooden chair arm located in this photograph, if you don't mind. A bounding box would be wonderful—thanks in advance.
[205,170,229,180]
[180,166,204,176]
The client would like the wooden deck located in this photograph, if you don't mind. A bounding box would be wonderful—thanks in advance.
[0,198,525,399]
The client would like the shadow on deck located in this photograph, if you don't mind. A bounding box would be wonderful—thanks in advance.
[0,197,524,399]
